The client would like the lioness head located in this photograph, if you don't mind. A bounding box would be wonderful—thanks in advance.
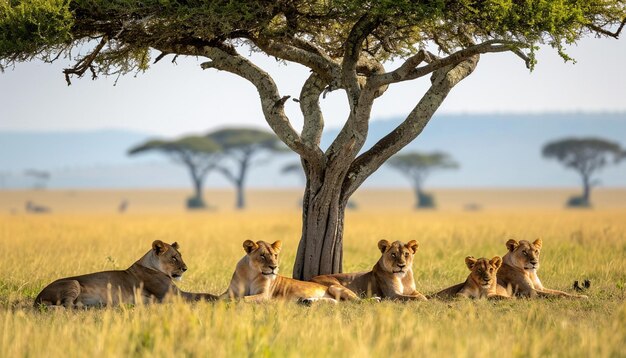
[152,240,187,279]
[377,239,419,276]
[243,240,282,277]
[465,256,502,288]
[505,238,542,271]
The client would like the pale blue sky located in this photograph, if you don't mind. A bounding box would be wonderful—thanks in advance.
[0,36,624,136]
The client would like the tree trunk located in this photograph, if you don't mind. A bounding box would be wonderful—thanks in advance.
[187,174,206,208]
[235,181,245,209]
[292,181,347,281]
[581,174,591,205]
[414,187,422,209]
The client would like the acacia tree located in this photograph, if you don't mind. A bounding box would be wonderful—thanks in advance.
[542,138,625,207]
[207,128,284,209]
[387,152,458,209]
[128,136,221,209]
[1,1,624,279]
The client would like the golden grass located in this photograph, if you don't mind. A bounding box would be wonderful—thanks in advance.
[2,187,626,213]
[1,190,625,357]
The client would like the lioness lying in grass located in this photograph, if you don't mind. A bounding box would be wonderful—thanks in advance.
[497,239,588,298]
[35,240,217,308]
[312,240,427,301]
[220,240,359,303]
[431,256,512,300]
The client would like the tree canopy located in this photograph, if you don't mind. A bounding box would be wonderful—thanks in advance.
[129,136,221,156]
[207,128,284,153]
[542,138,624,171]
[1,1,624,78]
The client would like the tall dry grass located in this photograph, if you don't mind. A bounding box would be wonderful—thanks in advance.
[1,192,625,357]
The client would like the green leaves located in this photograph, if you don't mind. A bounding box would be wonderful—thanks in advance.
[542,137,625,175]
[388,151,459,171]
[128,135,221,155]
[0,0,73,65]
[0,0,623,77]
[207,128,286,153]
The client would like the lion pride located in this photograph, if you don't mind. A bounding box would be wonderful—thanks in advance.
[34,240,217,307]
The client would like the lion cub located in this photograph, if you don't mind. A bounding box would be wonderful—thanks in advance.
[312,240,427,301]
[433,256,511,300]
[221,240,359,303]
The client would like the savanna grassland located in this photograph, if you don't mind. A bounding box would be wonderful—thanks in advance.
[1,189,625,357]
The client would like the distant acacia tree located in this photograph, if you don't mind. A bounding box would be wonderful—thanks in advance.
[387,152,458,209]
[208,128,285,209]
[542,138,624,207]
[128,136,221,209]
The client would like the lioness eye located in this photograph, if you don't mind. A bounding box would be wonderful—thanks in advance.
[522,251,528,256]
[261,254,266,260]
[391,253,396,258]
[404,253,409,258]
[172,257,177,262]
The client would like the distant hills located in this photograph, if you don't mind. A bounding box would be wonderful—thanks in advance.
[1,113,625,189]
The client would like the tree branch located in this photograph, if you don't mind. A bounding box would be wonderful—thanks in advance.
[343,55,480,197]
[371,40,528,87]
[299,72,328,173]
[249,35,339,82]
[154,42,322,166]
[341,14,380,98]
[216,166,238,184]
[587,18,626,39]
[62,36,108,85]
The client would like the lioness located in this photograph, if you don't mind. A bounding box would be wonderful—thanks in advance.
[432,256,511,299]
[497,238,587,298]
[34,240,217,307]
[312,240,427,301]
[221,240,359,303]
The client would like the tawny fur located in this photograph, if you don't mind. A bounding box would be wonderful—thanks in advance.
[496,238,587,298]
[312,240,427,301]
[221,240,359,303]
[432,256,511,300]
[34,241,217,308]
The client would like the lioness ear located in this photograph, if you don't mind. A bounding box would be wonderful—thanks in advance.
[271,240,282,253]
[243,240,258,254]
[465,256,477,270]
[405,240,419,254]
[533,238,542,250]
[505,239,519,252]
[171,242,180,250]
[490,256,502,270]
[152,240,168,255]
[378,240,391,254]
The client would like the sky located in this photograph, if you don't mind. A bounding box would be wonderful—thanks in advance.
[0,35,625,137]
